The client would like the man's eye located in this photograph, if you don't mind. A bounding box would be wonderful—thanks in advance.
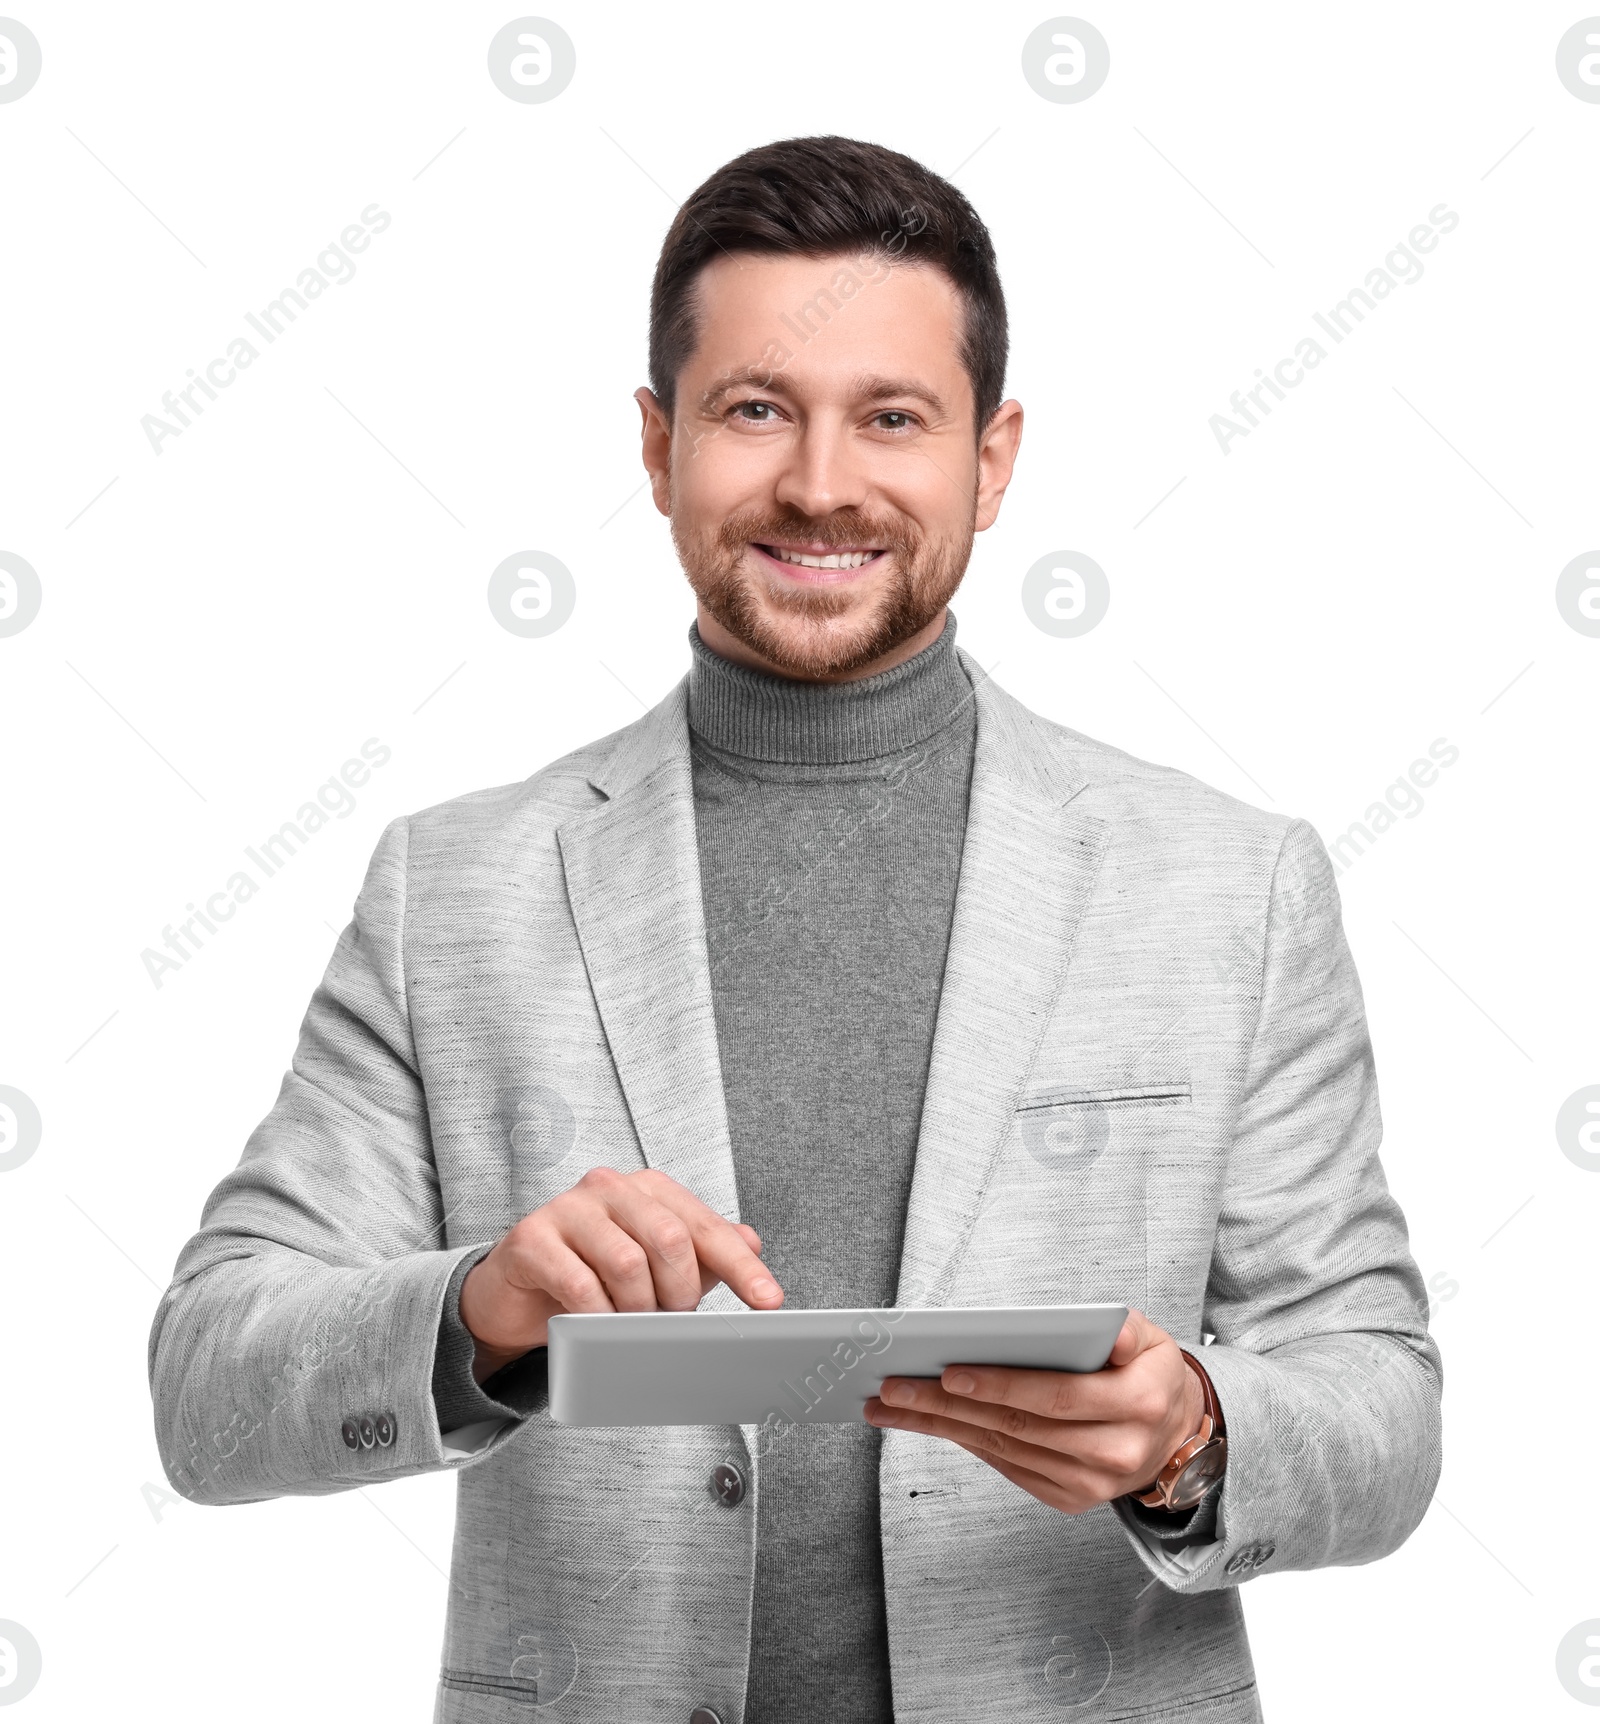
[734,401,778,422]
[874,411,916,431]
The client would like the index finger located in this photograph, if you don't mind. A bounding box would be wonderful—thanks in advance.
[636,1171,785,1310]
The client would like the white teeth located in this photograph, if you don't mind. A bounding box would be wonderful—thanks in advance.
[767,547,878,570]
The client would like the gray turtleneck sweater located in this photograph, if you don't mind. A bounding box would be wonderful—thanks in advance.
[431,612,980,1721]
[686,613,977,1724]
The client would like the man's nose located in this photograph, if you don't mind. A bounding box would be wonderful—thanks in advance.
[772,419,869,519]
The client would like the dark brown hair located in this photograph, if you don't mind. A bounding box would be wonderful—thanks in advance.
[649,135,1007,434]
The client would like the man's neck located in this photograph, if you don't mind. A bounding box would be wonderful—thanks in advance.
[693,604,949,685]
[687,609,968,767]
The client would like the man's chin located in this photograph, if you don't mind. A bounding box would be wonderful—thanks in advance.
[706,587,917,680]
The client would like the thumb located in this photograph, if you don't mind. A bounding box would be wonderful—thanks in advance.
[1107,1308,1160,1368]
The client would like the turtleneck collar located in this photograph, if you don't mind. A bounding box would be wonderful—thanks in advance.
[685,612,972,767]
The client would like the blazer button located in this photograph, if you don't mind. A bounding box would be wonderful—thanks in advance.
[709,1463,745,1507]
[340,1418,361,1450]
[375,1411,396,1447]
[690,1710,723,1724]
[357,1415,376,1449]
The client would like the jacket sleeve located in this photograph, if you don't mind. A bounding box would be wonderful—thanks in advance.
[1112,817,1443,1588]
[147,815,544,1505]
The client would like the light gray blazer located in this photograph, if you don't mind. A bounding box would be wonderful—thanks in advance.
[148,653,1442,1722]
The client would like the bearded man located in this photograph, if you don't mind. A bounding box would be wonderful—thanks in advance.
[150,135,1441,1724]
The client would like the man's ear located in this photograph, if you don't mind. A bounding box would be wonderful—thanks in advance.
[974,398,1024,533]
[635,387,672,517]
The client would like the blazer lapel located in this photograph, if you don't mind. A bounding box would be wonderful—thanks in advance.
[893,654,1110,1308]
[556,680,743,1237]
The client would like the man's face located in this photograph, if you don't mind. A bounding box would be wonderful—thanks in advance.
[638,250,1021,680]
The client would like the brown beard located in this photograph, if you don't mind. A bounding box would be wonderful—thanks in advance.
[672,500,976,678]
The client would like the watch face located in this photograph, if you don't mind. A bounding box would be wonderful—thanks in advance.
[1168,1440,1227,1511]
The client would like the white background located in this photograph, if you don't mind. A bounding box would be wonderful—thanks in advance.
[2,1,1597,1717]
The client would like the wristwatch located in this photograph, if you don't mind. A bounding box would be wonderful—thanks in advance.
[1132,1349,1227,1513]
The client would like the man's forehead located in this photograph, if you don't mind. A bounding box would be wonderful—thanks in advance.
[685,250,969,397]
[691,249,963,327]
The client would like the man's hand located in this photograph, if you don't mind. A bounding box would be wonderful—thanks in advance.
[458,1166,784,1382]
[863,1310,1209,1514]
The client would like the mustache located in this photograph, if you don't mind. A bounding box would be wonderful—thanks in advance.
[715,505,922,557]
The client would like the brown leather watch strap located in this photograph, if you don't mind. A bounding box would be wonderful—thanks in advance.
[1179,1348,1224,1436]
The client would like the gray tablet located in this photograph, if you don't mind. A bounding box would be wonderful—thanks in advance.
[547,1303,1127,1427]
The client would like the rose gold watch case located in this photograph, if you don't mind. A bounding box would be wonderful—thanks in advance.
[1159,1429,1229,1510]
[1133,1349,1227,1512]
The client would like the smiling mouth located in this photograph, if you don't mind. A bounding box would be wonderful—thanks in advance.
[754,543,886,572]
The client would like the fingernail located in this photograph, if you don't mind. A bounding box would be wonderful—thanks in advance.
[752,1277,778,1297]
[882,1381,914,1405]
[947,1371,976,1394]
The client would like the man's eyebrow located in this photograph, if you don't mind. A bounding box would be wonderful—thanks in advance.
[697,367,950,417]
[851,374,949,417]
[698,367,790,412]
